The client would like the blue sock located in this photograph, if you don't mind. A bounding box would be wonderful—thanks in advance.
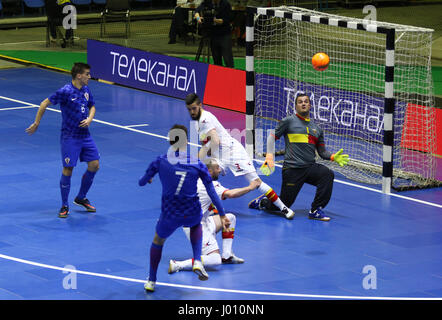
[149,243,163,282]
[60,174,71,207]
[76,170,96,200]
[189,223,202,261]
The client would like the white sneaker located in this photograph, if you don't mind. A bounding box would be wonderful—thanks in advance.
[144,280,155,292]
[222,254,245,264]
[282,207,295,220]
[192,259,209,281]
[168,260,181,274]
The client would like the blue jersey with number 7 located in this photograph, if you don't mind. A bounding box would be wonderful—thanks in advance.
[139,153,225,217]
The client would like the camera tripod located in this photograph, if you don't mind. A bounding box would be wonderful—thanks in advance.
[195,35,212,63]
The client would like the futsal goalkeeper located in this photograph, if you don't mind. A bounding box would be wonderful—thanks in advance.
[252,93,350,221]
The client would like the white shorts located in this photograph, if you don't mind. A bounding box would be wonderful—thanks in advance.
[218,140,256,177]
[201,216,219,255]
[182,216,218,256]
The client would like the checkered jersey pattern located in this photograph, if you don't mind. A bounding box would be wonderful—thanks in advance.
[49,83,95,139]
[161,195,202,219]
[139,152,226,217]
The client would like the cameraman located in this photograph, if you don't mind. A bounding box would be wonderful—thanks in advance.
[169,0,203,44]
[194,0,234,68]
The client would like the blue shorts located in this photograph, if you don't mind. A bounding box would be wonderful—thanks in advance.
[61,136,100,168]
[155,211,202,239]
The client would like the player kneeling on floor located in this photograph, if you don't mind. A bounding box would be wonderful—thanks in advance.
[169,158,259,274]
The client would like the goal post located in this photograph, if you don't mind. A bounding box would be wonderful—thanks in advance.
[245,6,441,192]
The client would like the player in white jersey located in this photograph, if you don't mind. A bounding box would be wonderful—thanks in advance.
[185,93,294,220]
[168,158,260,273]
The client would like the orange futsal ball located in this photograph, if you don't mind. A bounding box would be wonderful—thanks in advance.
[312,52,330,71]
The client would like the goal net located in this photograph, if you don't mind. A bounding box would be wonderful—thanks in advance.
[246,6,441,191]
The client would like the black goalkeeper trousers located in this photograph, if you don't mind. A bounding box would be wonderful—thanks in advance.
[267,163,335,212]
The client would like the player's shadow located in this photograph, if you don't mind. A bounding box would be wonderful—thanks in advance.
[262,208,343,220]
[228,207,346,221]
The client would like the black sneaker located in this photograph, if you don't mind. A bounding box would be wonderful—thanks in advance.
[221,254,245,264]
[73,198,96,212]
[59,206,69,218]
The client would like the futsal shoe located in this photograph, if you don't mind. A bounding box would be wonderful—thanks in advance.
[259,197,271,210]
[222,254,245,264]
[73,198,96,212]
[248,194,266,210]
[58,206,69,218]
[144,280,155,292]
[282,207,295,220]
[168,260,181,274]
[308,207,331,222]
[192,259,209,281]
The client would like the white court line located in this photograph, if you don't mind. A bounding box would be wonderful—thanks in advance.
[0,106,37,111]
[0,41,46,46]
[1,253,440,300]
[1,94,441,210]
[1,94,442,299]
[0,96,199,147]
[124,124,150,128]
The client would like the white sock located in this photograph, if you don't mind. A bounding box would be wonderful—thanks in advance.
[258,182,286,210]
[176,253,222,271]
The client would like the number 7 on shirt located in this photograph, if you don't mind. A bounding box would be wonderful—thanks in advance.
[175,171,187,195]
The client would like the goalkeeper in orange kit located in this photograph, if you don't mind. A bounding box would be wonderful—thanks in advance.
[250,93,349,221]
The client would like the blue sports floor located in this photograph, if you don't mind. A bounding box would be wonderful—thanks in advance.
[0,67,441,300]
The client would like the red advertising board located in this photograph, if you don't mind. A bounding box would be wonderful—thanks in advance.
[202,64,245,113]
[401,103,442,156]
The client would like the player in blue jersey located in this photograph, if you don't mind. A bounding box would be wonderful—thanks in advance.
[139,124,229,292]
[26,62,100,218]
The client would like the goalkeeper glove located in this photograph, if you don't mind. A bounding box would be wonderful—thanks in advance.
[331,149,349,167]
[260,153,275,176]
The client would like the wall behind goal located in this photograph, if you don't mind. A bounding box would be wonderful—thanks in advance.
[87,39,245,113]
[87,39,441,157]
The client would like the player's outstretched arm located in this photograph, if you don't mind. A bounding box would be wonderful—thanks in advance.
[223,179,260,199]
[139,157,160,186]
[25,98,51,135]
[317,143,349,167]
